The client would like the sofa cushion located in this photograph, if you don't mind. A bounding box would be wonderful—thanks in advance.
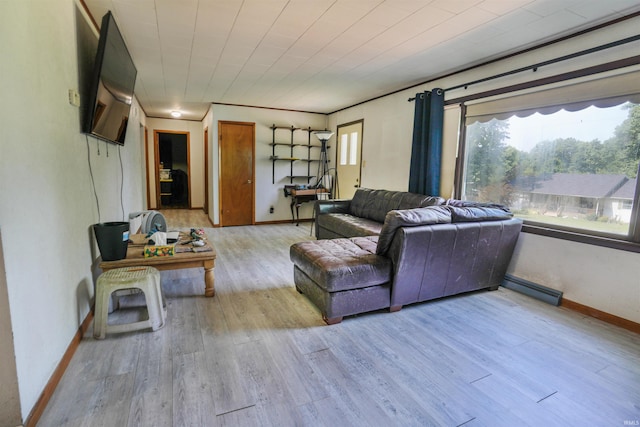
[317,213,383,237]
[447,205,513,222]
[366,190,407,222]
[351,188,397,222]
[376,206,452,255]
[290,237,391,292]
[349,188,374,219]
[445,199,509,209]
[401,194,445,209]
[349,188,445,223]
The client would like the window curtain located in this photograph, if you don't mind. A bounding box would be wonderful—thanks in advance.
[409,88,445,195]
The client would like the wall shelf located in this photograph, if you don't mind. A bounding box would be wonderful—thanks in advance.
[270,125,329,184]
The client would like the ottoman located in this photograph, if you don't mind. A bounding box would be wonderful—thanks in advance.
[289,236,393,324]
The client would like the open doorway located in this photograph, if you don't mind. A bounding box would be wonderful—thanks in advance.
[154,130,190,209]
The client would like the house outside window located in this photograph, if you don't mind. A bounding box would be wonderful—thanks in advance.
[461,100,640,238]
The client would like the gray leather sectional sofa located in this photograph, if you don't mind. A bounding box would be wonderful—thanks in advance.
[290,188,523,324]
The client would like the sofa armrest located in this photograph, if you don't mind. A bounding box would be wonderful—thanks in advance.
[314,199,351,216]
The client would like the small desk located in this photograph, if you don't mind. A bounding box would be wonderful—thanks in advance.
[100,233,217,297]
[285,187,330,225]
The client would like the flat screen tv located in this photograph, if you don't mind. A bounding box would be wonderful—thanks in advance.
[84,11,137,145]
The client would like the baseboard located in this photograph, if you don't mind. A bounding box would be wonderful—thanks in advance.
[502,275,640,334]
[502,274,563,306]
[24,311,93,427]
[256,218,314,225]
[561,299,640,335]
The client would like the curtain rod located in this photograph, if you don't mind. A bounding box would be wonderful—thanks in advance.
[407,34,640,102]
[407,88,444,102]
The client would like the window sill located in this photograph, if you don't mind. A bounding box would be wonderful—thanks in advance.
[522,222,640,253]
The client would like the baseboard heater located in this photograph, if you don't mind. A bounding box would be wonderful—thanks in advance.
[502,274,563,306]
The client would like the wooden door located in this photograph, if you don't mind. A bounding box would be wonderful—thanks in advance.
[219,121,255,226]
[336,120,363,199]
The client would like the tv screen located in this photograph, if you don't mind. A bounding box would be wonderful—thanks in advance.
[85,11,137,145]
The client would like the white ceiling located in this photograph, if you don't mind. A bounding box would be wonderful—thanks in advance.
[83,0,640,120]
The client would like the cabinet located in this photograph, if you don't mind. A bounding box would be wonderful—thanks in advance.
[269,125,328,184]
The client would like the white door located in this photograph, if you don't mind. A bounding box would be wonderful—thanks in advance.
[336,120,363,199]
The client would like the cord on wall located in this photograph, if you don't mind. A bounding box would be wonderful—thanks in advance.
[86,134,101,223]
[118,145,124,221]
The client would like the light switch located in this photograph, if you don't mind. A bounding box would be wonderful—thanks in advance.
[68,89,80,107]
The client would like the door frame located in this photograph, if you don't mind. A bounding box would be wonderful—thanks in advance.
[218,120,255,226]
[204,127,209,215]
[153,130,191,209]
[144,126,150,208]
[336,119,364,199]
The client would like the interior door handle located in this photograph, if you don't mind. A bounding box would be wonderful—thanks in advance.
[247,180,252,184]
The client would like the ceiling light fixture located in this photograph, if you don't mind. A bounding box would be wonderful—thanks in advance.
[170,110,182,118]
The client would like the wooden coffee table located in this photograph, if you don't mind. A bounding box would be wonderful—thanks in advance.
[99,233,217,297]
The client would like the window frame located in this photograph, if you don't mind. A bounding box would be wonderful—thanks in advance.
[452,73,640,253]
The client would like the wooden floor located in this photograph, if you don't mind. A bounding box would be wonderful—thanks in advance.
[38,209,640,426]
[156,208,215,229]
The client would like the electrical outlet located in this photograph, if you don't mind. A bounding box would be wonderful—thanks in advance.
[68,89,80,107]
[269,206,274,214]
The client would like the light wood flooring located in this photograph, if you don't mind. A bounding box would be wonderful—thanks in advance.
[38,210,640,426]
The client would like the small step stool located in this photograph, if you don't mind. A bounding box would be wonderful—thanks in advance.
[94,266,166,339]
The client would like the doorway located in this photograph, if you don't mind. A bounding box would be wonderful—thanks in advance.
[219,121,255,226]
[336,120,364,199]
[154,130,190,209]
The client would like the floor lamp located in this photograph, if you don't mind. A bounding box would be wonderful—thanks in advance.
[313,130,334,198]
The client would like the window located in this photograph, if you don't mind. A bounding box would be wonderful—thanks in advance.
[462,100,640,239]
[339,134,348,166]
[340,131,360,166]
[349,132,358,165]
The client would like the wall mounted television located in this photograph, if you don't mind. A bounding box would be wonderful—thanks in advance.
[84,11,137,145]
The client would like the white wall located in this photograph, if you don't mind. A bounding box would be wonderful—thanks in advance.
[328,15,640,323]
[208,105,327,225]
[508,234,640,321]
[0,1,147,421]
[146,118,205,209]
[329,95,414,192]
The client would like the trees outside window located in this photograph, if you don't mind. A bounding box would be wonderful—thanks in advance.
[462,102,640,237]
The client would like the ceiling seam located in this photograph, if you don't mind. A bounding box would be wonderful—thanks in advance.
[202,0,245,100]
[218,0,292,101]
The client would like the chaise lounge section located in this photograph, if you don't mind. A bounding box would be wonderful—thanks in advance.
[291,191,523,324]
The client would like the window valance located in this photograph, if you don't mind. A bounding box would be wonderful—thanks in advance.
[465,69,640,124]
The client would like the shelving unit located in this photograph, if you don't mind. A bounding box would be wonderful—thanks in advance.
[159,179,173,206]
[270,125,328,184]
